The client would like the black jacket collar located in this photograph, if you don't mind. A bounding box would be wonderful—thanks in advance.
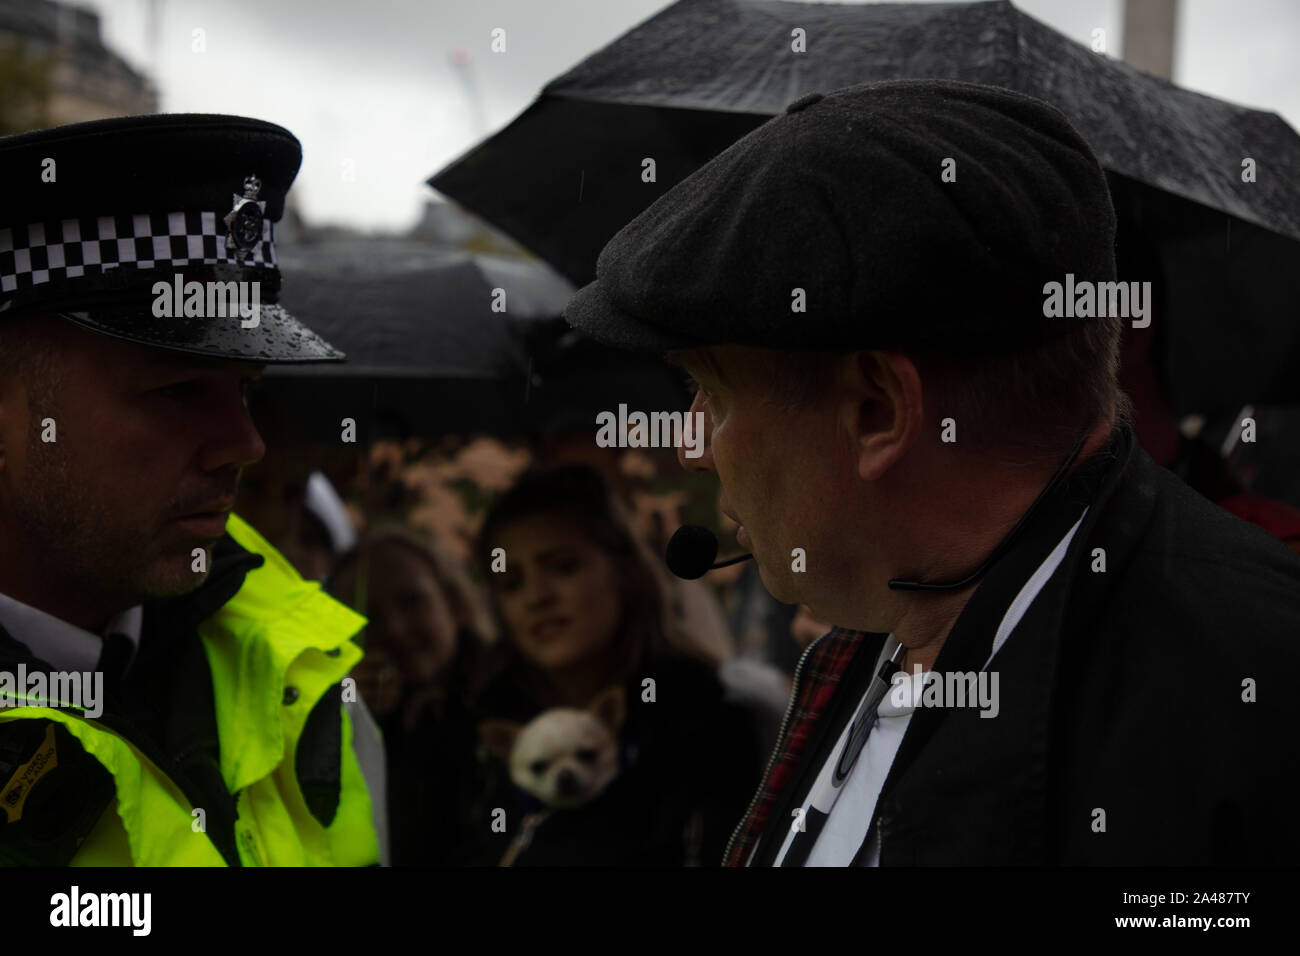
[0,532,263,670]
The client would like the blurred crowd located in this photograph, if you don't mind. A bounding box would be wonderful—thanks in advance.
[230,320,1300,866]
[236,408,806,865]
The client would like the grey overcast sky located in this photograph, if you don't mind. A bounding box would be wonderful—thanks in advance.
[83,0,1300,233]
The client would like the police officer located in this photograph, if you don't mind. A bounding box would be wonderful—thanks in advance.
[564,79,1300,865]
[0,114,378,865]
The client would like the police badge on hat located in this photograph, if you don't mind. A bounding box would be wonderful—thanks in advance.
[0,113,344,363]
[223,174,266,261]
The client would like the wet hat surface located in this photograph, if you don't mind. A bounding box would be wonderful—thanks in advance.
[0,113,342,363]
[564,79,1118,355]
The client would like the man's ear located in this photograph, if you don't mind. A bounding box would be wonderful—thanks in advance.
[840,351,924,482]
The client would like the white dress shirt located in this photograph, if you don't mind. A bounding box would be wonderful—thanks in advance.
[0,591,142,675]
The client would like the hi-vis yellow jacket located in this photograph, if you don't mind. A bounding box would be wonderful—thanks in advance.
[0,514,379,866]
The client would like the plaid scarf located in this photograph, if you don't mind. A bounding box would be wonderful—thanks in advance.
[722,625,869,866]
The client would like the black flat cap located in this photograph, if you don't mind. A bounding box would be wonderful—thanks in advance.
[564,79,1117,354]
[0,113,342,363]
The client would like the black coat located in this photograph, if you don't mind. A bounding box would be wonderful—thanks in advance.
[462,647,766,866]
[380,630,487,867]
[743,424,1300,865]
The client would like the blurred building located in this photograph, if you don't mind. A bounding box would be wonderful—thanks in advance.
[408,198,534,258]
[0,0,156,134]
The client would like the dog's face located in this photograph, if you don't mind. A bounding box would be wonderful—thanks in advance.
[480,684,625,809]
[508,709,619,808]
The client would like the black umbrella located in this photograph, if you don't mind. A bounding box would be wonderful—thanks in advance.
[264,238,571,438]
[518,319,693,436]
[429,0,1300,412]
[273,237,570,375]
[264,237,687,439]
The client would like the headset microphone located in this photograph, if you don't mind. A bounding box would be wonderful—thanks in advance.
[665,525,754,580]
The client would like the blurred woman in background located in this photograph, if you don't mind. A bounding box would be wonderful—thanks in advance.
[329,525,493,864]
[464,464,766,866]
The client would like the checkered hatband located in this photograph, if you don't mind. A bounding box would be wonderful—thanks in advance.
[0,210,277,313]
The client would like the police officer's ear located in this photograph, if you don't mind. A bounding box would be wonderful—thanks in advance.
[839,350,925,482]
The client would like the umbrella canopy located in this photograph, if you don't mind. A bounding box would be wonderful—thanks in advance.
[264,238,572,437]
[264,237,686,439]
[273,237,570,377]
[518,319,693,436]
[429,0,1300,412]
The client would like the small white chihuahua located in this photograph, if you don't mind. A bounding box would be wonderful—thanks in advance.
[479,684,626,809]
[479,685,627,866]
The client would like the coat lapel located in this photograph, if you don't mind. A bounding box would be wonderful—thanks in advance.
[877,426,1152,864]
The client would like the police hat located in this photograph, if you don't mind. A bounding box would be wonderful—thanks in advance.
[564,79,1117,355]
[0,113,342,363]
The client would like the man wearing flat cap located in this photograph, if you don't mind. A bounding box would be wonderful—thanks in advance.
[0,115,380,865]
[565,79,1300,866]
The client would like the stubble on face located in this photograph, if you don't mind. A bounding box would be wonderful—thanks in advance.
[0,317,274,635]
[10,393,217,609]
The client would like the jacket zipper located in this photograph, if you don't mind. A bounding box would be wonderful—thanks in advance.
[722,630,832,866]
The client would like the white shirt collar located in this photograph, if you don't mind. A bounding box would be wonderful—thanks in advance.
[0,592,143,674]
